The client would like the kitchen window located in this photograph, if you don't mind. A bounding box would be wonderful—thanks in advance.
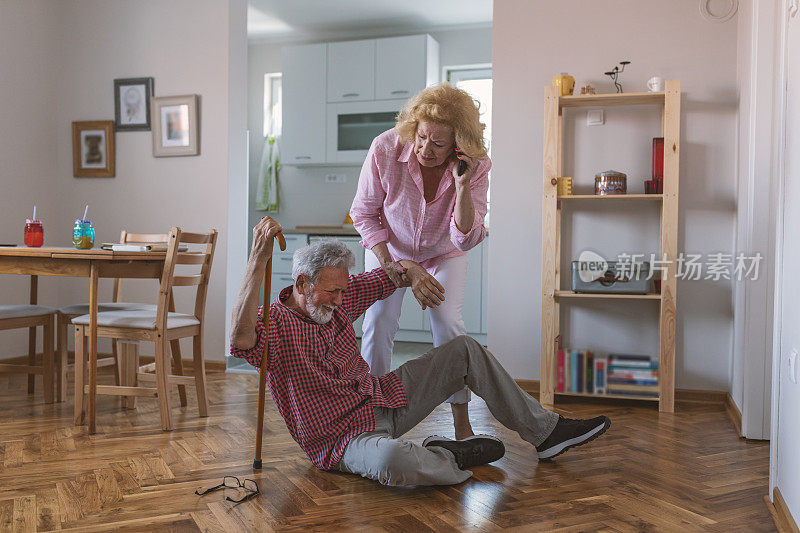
[263,72,282,137]
[446,65,492,224]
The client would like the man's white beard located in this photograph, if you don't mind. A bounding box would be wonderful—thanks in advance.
[305,288,336,324]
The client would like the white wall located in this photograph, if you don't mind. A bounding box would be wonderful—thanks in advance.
[0,0,239,362]
[246,27,492,235]
[55,0,235,362]
[490,0,738,386]
[771,0,800,521]
[0,1,64,359]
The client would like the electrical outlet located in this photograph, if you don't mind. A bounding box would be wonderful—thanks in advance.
[587,109,604,126]
[790,349,799,385]
[325,174,346,184]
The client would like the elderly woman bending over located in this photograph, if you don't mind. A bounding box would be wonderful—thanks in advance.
[350,83,491,440]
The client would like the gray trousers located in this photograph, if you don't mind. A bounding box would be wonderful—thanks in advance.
[336,336,559,486]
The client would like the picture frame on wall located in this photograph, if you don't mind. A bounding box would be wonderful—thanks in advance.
[151,94,200,157]
[72,120,115,177]
[114,77,154,131]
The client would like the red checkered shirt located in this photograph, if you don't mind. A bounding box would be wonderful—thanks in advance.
[230,267,407,470]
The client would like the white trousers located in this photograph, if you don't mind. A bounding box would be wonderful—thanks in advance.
[361,251,471,404]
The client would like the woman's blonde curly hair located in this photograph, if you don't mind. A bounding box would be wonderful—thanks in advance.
[395,83,488,159]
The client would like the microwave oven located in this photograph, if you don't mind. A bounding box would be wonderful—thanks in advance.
[326,98,407,164]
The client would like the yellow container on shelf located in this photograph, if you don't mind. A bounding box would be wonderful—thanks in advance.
[552,73,575,96]
[556,177,573,196]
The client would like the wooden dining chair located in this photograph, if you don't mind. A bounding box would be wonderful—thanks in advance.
[55,231,166,402]
[0,276,56,403]
[73,227,217,432]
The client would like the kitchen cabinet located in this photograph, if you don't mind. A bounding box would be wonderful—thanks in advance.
[282,34,438,166]
[462,243,483,334]
[327,40,375,103]
[281,44,327,164]
[399,289,425,331]
[481,239,489,334]
[375,35,440,101]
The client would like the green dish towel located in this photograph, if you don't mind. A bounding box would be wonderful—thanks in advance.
[255,135,280,212]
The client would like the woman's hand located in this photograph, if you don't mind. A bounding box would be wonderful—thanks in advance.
[400,261,445,310]
[250,216,283,263]
[382,260,409,288]
[372,242,408,287]
[452,152,478,190]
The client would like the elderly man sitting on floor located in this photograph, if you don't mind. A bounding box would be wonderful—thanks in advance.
[230,216,611,486]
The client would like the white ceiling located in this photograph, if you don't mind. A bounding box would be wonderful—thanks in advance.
[247,0,493,43]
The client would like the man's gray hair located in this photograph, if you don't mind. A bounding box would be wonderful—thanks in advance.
[292,239,355,285]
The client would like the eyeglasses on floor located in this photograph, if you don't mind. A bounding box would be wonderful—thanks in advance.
[195,475,260,503]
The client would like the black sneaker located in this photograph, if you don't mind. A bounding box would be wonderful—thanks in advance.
[422,435,506,469]
[535,415,611,460]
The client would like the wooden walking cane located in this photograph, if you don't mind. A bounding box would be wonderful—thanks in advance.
[254,231,286,470]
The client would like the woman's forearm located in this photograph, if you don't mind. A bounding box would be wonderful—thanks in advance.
[371,241,394,266]
[230,254,268,350]
[453,185,475,233]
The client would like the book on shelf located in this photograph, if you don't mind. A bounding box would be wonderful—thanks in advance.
[556,350,661,396]
[607,378,659,386]
[606,382,659,394]
[585,351,594,394]
[570,351,579,392]
[607,369,659,380]
[608,354,652,361]
[557,349,566,392]
[608,354,658,368]
[594,356,606,394]
[608,363,660,373]
[606,389,659,398]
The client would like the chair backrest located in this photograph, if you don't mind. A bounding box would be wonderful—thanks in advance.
[154,227,218,332]
[113,230,169,302]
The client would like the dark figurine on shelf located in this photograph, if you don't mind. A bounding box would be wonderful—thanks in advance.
[604,61,631,93]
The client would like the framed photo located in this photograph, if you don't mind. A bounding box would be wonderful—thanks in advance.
[151,94,200,157]
[72,120,115,177]
[114,77,154,131]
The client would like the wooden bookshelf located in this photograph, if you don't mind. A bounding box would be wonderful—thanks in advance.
[540,81,680,413]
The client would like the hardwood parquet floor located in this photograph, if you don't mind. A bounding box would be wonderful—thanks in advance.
[0,367,774,532]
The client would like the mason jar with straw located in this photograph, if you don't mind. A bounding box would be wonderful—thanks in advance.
[24,205,44,247]
[72,205,95,250]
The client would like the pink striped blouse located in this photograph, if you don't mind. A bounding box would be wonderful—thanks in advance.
[350,129,490,269]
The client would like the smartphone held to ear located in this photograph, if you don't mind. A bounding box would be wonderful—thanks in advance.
[455,149,467,176]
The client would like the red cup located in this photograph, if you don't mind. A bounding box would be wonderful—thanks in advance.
[24,219,44,247]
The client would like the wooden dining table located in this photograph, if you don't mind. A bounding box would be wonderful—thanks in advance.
[0,246,166,433]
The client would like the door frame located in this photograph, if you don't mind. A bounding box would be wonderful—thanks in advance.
[769,0,791,494]
[733,0,787,440]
